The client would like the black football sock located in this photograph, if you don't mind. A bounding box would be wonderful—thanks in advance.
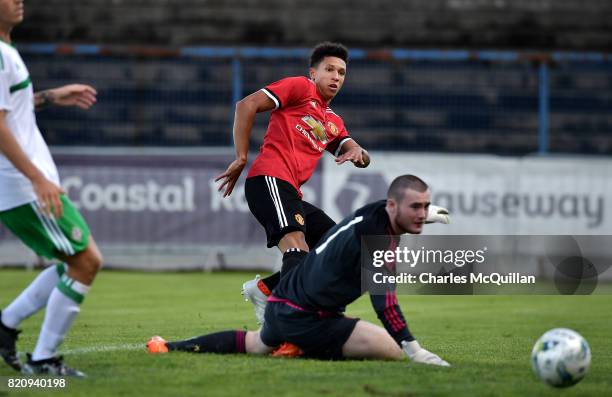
[280,248,308,276]
[260,272,281,292]
[166,330,247,354]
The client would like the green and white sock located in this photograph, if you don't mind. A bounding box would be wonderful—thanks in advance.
[31,273,90,361]
[1,264,66,329]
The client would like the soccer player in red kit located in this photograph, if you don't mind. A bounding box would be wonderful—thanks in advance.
[215,42,370,328]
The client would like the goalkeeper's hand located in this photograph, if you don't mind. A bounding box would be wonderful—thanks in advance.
[425,205,450,224]
[401,340,451,367]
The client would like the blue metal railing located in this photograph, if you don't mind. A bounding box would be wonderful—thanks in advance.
[16,44,612,154]
[538,63,550,155]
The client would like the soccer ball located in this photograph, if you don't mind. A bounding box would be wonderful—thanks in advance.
[531,328,591,388]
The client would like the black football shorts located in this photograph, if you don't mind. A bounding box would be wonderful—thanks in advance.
[260,299,359,360]
[244,176,335,248]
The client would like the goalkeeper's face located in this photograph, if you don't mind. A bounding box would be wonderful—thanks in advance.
[389,188,430,235]
[309,56,347,102]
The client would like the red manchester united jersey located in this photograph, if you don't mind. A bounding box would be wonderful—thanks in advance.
[247,76,352,197]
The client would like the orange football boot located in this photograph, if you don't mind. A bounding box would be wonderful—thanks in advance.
[272,342,304,358]
[147,336,169,354]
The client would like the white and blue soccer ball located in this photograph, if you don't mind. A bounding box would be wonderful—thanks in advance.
[531,328,591,388]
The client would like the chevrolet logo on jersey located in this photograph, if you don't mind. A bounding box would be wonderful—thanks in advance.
[301,115,328,144]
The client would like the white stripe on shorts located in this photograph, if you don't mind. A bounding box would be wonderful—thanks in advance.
[31,202,65,254]
[48,213,75,256]
[265,176,288,228]
[31,202,74,256]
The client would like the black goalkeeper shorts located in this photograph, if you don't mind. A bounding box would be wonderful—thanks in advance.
[260,298,359,360]
[244,176,336,248]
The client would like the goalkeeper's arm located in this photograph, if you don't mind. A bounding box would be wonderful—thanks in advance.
[370,291,450,367]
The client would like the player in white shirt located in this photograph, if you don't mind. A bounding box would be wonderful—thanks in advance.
[0,0,102,377]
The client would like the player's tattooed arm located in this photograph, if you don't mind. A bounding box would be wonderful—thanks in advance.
[336,139,370,168]
[34,90,54,110]
[34,84,97,111]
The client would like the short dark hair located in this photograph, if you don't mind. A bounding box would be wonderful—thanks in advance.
[387,175,429,201]
[309,42,349,67]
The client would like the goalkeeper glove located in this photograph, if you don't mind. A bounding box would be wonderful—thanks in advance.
[401,340,450,367]
[425,205,450,224]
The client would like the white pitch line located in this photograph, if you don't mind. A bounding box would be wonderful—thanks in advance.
[17,343,144,357]
[62,343,144,355]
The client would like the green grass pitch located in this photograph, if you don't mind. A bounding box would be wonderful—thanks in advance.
[1,269,611,396]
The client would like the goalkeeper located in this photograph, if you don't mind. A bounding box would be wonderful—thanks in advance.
[148,175,449,365]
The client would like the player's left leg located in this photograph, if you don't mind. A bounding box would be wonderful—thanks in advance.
[147,299,284,356]
[147,329,275,355]
[0,196,97,374]
[0,195,102,376]
[263,203,338,357]
[260,201,336,289]
[242,177,309,323]
[1,264,66,329]
[268,201,335,288]
[243,201,336,323]
[22,235,102,377]
[0,263,65,371]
